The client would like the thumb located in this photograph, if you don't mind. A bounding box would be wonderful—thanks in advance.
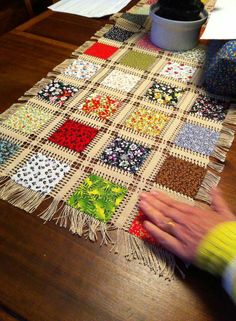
[210,188,233,218]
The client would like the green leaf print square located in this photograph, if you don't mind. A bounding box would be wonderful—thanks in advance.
[67,174,127,222]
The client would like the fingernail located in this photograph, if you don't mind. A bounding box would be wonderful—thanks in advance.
[140,192,148,199]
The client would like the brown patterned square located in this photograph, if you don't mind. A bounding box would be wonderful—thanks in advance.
[155,155,206,197]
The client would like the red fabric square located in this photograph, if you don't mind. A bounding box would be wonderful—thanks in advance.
[129,210,156,244]
[48,119,98,153]
[84,42,119,60]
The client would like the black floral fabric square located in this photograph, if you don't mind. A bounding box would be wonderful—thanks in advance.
[104,26,134,42]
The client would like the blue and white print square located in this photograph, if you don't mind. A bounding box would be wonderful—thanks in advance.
[0,139,19,165]
[64,59,101,80]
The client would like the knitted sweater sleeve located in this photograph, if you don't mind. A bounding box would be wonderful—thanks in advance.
[196,222,236,303]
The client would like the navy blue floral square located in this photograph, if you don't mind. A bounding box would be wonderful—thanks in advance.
[0,139,19,165]
[104,26,134,42]
[100,137,150,174]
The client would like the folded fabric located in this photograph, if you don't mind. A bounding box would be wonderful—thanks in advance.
[203,40,236,97]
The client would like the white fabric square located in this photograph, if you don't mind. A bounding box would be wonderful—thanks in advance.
[101,70,141,92]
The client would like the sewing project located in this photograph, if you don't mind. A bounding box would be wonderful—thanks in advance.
[0,0,235,278]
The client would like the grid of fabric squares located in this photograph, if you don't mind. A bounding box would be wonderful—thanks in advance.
[38,80,78,107]
[84,42,119,60]
[189,95,229,121]
[64,59,101,80]
[119,50,156,70]
[145,81,184,107]
[156,155,206,197]
[125,108,169,136]
[11,153,70,195]
[160,62,197,83]
[0,139,19,165]
[101,70,141,92]
[3,105,52,134]
[129,210,156,244]
[80,94,121,120]
[67,174,127,222]
[100,137,150,174]
[136,34,162,52]
[48,119,98,153]
[174,123,220,156]
[104,26,134,42]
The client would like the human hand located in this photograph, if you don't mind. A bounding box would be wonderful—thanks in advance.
[139,188,236,263]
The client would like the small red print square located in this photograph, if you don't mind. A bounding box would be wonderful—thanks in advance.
[129,210,156,244]
[48,119,98,153]
[84,42,119,60]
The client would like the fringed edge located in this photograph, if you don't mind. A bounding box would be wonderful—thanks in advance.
[195,171,220,203]
[72,40,96,57]
[52,59,73,74]
[211,146,228,162]
[23,78,52,97]
[224,108,236,126]
[0,104,22,120]
[0,179,45,213]
[109,12,122,22]
[216,126,235,149]
[208,159,224,173]
[92,24,114,39]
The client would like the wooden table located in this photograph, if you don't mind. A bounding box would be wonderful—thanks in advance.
[0,3,236,320]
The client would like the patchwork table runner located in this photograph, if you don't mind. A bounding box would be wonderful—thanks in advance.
[0,0,235,278]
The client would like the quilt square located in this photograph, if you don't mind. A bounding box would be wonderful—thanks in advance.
[84,42,118,60]
[189,95,229,121]
[145,81,184,107]
[156,155,206,198]
[121,13,147,26]
[136,34,162,52]
[104,26,134,42]
[119,50,156,71]
[173,47,206,64]
[129,210,156,244]
[67,174,127,222]
[100,137,150,174]
[80,94,121,120]
[0,139,19,165]
[64,59,101,80]
[11,153,70,195]
[4,105,52,134]
[125,108,169,136]
[101,70,141,92]
[160,62,197,83]
[48,119,98,153]
[174,123,220,156]
[38,80,78,107]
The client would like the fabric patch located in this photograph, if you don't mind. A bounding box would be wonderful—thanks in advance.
[84,42,118,60]
[173,47,206,64]
[156,155,206,198]
[119,50,156,70]
[125,108,169,136]
[101,70,141,92]
[64,59,101,80]
[38,80,78,107]
[189,95,229,121]
[11,153,70,195]
[133,5,150,15]
[104,26,134,42]
[129,210,156,244]
[160,62,197,83]
[145,82,184,107]
[121,13,147,26]
[48,119,98,153]
[100,137,150,174]
[174,123,220,156]
[67,174,127,222]
[4,105,52,134]
[136,34,162,52]
[0,139,19,165]
[80,94,121,120]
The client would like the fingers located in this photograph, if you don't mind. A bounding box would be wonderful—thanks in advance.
[211,188,233,218]
[143,220,186,259]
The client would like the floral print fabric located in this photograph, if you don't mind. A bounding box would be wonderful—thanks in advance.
[101,70,141,92]
[160,62,197,83]
[4,105,52,134]
[174,123,220,156]
[11,153,70,195]
[129,210,156,244]
[67,174,127,222]
[100,137,150,174]
[189,95,229,121]
[104,26,134,42]
[84,42,119,60]
[172,47,206,64]
[125,108,169,136]
[145,82,184,107]
[38,80,78,107]
[64,59,101,80]
[48,119,98,153]
[0,139,19,165]
[80,94,121,120]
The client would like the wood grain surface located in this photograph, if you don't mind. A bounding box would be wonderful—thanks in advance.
[0,3,236,320]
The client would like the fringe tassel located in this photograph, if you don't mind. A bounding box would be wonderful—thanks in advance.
[195,171,220,203]
[93,24,113,39]
[208,160,224,173]
[0,104,22,120]
[52,59,73,73]
[216,126,235,149]
[211,146,227,162]
[0,179,45,212]
[224,109,236,126]
[72,40,95,57]
[39,196,63,222]
[23,78,52,96]
[109,12,122,22]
